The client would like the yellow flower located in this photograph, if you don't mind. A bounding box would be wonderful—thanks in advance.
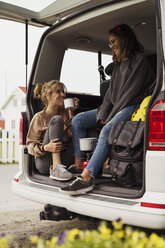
[150,233,165,248]
[45,237,58,248]
[150,233,160,243]
[67,229,80,241]
[98,222,111,240]
[125,226,132,239]
[132,231,141,243]
[116,230,125,239]
[0,238,9,248]
[46,240,51,246]
[136,242,145,248]
[112,220,123,230]
[30,235,39,244]
[50,236,58,245]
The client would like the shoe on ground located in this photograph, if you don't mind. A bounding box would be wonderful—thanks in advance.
[49,165,73,181]
[67,164,82,176]
[59,177,94,195]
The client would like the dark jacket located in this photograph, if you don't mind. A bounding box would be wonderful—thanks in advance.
[96,52,156,124]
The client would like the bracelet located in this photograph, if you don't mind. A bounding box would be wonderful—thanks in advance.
[41,144,45,152]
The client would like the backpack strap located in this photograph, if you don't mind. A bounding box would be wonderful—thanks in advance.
[127,121,142,148]
[112,121,126,146]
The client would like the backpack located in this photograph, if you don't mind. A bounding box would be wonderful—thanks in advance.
[107,121,144,187]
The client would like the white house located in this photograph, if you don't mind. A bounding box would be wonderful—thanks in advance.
[1,86,26,131]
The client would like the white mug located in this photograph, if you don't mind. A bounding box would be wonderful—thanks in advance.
[64,98,74,109]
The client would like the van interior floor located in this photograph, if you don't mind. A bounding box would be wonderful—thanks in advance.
[31,172,141,198]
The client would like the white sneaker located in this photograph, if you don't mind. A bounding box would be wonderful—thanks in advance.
[49,165,73,181]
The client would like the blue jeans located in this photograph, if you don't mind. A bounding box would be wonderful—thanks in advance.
[72,105,138,178]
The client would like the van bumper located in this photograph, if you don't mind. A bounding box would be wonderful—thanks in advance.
[12,178,165,229]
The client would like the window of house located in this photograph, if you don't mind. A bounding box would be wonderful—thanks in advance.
[11,120,15,129]
[21,98,25,106]
[13,98,17,107]
[60,49,112,96]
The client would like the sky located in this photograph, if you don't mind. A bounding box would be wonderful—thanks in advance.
[0,19,46,107]
[0,1,112,108]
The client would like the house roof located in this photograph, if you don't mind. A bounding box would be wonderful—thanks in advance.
[19,86,26,94]
[0,120,5,129]
[0,86,26,109]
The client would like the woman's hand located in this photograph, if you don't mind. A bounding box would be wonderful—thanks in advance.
[73,97,80,111]
[99,120,105,125]
[44,138,62,153]
[67,98,80,118]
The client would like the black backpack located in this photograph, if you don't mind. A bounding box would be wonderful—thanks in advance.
[107,121,144,187]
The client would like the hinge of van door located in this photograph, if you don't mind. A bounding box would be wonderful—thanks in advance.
[55,14,62,23]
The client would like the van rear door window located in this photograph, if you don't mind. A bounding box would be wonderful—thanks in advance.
[60,49,112,95]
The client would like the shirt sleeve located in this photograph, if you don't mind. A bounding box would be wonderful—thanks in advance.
[96,79,113,122]
[26,113,45,157]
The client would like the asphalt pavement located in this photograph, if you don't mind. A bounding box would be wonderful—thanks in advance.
[0,164,42,212]
[0,164,96,243]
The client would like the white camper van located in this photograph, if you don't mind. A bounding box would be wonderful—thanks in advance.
[1,0,165,229]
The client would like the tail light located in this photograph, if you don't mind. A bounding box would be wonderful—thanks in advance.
[148,100,165,150]
[20,113,23,145]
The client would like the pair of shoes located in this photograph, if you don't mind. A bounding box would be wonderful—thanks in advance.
[49,165,73,181]
[67,164,82,176]
[59,177,94,195]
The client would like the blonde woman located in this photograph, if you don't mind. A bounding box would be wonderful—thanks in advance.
[26,80,79,181]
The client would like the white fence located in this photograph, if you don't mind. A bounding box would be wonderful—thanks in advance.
[0,129,19,163]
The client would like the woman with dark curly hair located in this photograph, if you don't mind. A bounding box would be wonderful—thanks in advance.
[26,80,79,181]
[60,24,156,195]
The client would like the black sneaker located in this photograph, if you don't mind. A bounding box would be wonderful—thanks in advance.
[67,164,82,176]
[59,177,94,195]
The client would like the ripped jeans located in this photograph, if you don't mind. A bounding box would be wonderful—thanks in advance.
[72,105,137,178]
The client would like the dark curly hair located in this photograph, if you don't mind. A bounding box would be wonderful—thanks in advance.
[109,24,144,63]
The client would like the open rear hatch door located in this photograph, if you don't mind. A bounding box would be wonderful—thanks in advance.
[0,0,116,26]
[159,0,165,76]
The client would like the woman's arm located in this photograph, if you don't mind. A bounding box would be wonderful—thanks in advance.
[96,79,113,122]
[26,114,44,156]
[27,113,63,156]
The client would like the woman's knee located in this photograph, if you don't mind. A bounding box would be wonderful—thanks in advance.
[99,123,113,141]
[72,112,85,129]
[49,115,64,126]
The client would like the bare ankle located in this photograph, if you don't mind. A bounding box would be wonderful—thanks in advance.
[74,156,84,169]
[81,169,91,182]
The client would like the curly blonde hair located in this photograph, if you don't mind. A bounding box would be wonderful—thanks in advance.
[34,80,66,108]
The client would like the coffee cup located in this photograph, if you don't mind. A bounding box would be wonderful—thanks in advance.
[64,98,74,109]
